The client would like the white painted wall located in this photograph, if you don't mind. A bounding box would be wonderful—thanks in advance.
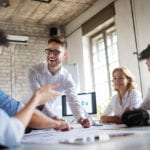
[132,0,150,96]
[65,0,115,36]
[115,0,142,92]
[66,0,115,92]
[65,0,150,97]
[67,28,85,92]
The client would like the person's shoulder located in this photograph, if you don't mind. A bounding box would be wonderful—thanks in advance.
[60,67,74,83]
[129,89,142,97]
[30,61,46,72]
[0,89,9,98]
[111,93,119,103]
[61,66,71,75]
[33,61,46,69]
[130,89,141,94]
[112,92,118,99]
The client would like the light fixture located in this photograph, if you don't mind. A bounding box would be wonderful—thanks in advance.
[0,0,10,7]
[32,0,52,3]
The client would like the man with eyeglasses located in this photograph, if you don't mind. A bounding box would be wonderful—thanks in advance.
[28,36,92,128]
[122,45,150,126]
[0,29,71,148]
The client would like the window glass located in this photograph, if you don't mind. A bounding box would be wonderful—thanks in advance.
[91,25,119,115]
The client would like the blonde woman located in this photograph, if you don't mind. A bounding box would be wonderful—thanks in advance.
[100,67,142,124]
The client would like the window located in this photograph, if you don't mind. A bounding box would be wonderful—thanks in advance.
[91,25,119,114]
[81,3,117,115]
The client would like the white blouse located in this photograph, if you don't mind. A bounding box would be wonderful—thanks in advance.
[103,89,142,117]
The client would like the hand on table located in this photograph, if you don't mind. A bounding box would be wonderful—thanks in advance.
[79,118,92,128]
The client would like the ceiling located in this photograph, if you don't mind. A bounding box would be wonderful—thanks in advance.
[0,0,98,27]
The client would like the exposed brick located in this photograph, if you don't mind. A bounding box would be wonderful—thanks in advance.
[0,21,49,102]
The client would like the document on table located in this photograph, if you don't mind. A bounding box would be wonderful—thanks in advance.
[21,125,150,144]
[21,126,102,144]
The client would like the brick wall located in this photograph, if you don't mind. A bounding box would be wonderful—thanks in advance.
[0,22,49,102]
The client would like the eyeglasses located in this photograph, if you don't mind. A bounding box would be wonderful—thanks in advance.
[45,48,61,56]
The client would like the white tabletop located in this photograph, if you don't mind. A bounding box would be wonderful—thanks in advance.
[9,124,150,150]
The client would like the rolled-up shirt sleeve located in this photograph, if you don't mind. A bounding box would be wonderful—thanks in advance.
[0,89,24,116]
[0,110,25,148]
[17,102,25,112]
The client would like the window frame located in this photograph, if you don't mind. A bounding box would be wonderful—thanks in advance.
[90,23,119,107]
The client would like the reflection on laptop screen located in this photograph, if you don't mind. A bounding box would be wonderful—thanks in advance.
[62,92,97,116]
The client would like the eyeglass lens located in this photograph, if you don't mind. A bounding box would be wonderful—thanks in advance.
[45,49,61,55]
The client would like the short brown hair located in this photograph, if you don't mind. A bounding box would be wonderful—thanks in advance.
[48,36,67,49]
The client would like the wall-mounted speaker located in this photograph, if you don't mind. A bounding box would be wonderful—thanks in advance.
[49,27,58,37]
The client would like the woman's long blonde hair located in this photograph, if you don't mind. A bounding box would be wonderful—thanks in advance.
[112,66,136,91]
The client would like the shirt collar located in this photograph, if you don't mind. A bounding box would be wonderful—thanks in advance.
[124,90,130,98]
[117,90,130,100]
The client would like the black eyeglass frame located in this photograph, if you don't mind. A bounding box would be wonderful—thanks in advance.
[45,48,61,55]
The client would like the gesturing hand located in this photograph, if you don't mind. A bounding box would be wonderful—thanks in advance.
[33,83,62,105]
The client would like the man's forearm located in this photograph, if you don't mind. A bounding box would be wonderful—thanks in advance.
[15,94,38,127]
[28,109,60,129]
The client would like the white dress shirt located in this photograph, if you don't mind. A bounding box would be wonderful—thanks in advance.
[0,109,24,147]
[103,89,142,117]
[28,61,85,121]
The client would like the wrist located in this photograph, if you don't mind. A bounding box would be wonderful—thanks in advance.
[78,117,84,124]
[31,92,40,106]
[51,120,61,129]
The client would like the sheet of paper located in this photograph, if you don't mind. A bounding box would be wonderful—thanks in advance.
[21,127,101,144]
[21,124,150,144]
